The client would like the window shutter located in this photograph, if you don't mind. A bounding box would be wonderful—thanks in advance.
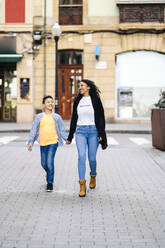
[5,0,25,23]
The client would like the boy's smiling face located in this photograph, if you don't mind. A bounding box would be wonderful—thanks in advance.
[44,98,54,111]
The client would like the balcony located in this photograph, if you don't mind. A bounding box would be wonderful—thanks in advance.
[116,0,165,4]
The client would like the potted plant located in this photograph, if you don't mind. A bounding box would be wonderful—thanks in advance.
[151,90,165,150]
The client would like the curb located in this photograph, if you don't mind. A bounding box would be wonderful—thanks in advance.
[107,130,151,134]
[0,129,151,134]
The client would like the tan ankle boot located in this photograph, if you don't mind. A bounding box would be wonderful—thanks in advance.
[89,175,96,189]
[79,180,86,197]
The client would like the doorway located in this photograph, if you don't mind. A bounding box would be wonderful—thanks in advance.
[58,50,83,119]
[0,63,17,121]
[58,65,83,119]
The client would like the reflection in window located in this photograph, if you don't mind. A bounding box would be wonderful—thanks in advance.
[69,76,75,94]
[72,0,82,4]
[3,67,17,121]
[76,75,81,91]
[59,0,70,4]
[59,51,70,64]
[76,69,82,73]
[116,51,165,119]
[73,51,82,64]
[59,50,83,65]
[60,0,82,4]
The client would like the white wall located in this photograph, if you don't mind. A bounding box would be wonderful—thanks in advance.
[88,0,119,16]
[116,51,165,88]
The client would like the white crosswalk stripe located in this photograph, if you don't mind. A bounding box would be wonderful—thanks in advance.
[107,137,119,145]
[69,137,151,146]
[0,136,19,145]
[129,137,151,145]
[69,137,119,145]
[0,135,152,147]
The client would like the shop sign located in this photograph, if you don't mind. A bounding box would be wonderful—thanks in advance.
[95,61,107,69]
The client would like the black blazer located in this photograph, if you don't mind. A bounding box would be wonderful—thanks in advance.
[67,94,108,150]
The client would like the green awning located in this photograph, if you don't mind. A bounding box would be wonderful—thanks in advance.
[0,54,23,62]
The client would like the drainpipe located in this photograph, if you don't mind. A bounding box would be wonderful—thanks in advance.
[43,0,46,96]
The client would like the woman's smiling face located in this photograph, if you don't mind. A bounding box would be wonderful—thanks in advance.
[79,82,90,96]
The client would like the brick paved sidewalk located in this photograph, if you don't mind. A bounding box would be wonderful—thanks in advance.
[0,142,165,248]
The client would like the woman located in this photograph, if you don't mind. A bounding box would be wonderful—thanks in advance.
[66,79,107,197]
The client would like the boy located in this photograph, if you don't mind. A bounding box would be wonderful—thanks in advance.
[27,95,67,192]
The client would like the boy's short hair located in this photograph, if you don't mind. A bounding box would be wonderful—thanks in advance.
[42,95,53,104]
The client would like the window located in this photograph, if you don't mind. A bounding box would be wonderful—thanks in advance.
[59,50,83,65]
[5,0,25,23]
[59,0,83,25]
[118,4,164,23]
[115,51,165,119]
[0,37,16,54]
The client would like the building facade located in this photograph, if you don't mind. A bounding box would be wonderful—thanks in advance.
[1,0,165,122]
[0,0,34,122]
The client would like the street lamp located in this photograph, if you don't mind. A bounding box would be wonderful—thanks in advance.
[52,22,61,113]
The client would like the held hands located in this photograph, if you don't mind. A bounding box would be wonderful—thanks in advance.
[28,144,33,151]
[66,140,71,145]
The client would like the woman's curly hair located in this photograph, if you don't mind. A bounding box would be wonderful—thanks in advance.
[80,79,101,98]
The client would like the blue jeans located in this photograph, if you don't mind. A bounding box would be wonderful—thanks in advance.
[76,125,99,180]
[40,143,58,184]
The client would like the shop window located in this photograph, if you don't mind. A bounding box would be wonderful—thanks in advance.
[115,51,165,119]
[58,50,83,65]
[5,0,25,23]
[117,4,164,23]
[0,37,16,54]
[59,0,83,25]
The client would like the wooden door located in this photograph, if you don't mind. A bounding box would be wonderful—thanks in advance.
[58,65,83,119]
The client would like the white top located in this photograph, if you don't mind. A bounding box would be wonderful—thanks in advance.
[77,96,95,125]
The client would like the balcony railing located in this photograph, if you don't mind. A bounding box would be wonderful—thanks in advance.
[116,0,165,4]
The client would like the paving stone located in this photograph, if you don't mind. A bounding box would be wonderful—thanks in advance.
[0,139,165,248]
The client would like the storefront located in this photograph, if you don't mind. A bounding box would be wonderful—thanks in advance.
[0,36,24,121]
[0,35,34,123]
[115,51,165,120]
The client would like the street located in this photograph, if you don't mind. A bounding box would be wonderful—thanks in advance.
[0,133,165,248]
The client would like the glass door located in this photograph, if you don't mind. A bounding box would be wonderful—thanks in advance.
[0,63,17,121]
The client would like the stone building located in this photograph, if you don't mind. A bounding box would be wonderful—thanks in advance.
[0,0,33,122]
[1,0,165,122]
